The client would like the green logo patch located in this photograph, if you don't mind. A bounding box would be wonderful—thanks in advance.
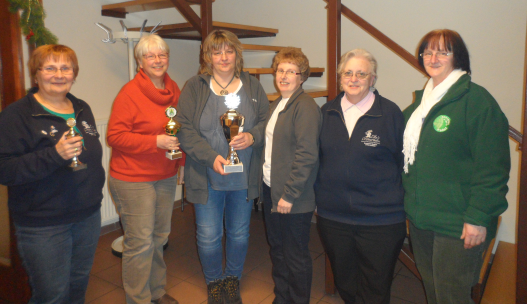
[433,115,451,132]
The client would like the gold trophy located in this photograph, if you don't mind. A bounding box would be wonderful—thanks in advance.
[220,94,245,173]
[165,106,182,160]
[66,118,87,171]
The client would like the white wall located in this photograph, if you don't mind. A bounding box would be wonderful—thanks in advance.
[38,0,525,244]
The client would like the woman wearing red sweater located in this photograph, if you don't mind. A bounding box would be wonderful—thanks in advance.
[107,34,184,304]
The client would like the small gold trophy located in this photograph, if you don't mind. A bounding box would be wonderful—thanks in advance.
[66,118,87,171]
[220,94,245,173]
[165,106,182,160]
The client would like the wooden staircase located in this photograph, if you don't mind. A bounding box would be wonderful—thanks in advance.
[101,0,328,102]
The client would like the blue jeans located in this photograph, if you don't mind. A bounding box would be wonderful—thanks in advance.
[194,184,252,284]
[109,175,177,304]
[15,210,101,304]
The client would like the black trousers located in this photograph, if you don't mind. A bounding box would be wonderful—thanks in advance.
[262,183,313,304]
[318,216,406,304]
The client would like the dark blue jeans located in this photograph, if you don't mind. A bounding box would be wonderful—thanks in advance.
[15,210,101,304]
[262,183,313,304]
[194,184,252,284]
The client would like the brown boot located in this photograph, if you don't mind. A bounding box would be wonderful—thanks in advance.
[207,279,225,304]
[224,276,242,304]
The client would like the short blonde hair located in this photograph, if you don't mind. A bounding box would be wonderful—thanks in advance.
[338,49,377,87]
[134,34,169,71]
[272,47,310,82]
[28,44,79,79]
[199,30,244,77]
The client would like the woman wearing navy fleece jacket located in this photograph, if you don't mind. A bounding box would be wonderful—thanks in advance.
[315,49,405,304]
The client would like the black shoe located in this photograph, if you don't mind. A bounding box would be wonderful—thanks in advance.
[224,276,242,304]
[207,279,224,304]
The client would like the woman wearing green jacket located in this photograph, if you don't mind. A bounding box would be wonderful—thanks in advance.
[402,29,510,304]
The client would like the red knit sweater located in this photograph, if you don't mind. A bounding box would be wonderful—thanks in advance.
[107,69,185,182]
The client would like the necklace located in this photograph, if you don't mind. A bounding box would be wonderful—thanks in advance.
[212,74,235,95]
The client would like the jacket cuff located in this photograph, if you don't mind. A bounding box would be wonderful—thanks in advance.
[463,206,493,227]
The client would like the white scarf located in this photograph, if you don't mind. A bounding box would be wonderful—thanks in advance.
[403,69,466,173]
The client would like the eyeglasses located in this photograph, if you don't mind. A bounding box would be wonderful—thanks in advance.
[420,51,453,60]
[143,53,169,61]
[39,66,74,75]
[277,69,301,77]
[212,50,235,56]
[341,71,370,80]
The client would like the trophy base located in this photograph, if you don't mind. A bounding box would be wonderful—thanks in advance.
[224,163,243,173]
[69,163,87,171]
[166,151,182,160]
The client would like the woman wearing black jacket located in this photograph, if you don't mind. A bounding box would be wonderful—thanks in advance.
[315,49,406,304]
[0,45,104,304]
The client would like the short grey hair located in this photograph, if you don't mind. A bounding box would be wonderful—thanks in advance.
[337,48,377,88]
[134,34,169,71]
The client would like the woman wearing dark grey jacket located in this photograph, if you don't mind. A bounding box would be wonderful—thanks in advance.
[260,47,322,304]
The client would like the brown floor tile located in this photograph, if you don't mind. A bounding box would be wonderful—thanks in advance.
[85,275,119,303]
[87,287,126,304]
[239,276,274,304]
[166,253,202,280]
[90,249,122,274]
[242,248,270,275]
[166,281,208,304]
[185,271,207,289]
[97,229,123,252]
[93,263,122,286]
[391,274,427,304]
[319,292,345,304]
[245,260,273,284]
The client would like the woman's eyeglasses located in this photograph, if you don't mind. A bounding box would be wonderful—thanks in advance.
[420,52,452,60]
[143,53,169,61]
[39,66,74,75]
[341,71,370,80]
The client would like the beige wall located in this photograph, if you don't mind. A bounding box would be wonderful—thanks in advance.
[36,0,526,245]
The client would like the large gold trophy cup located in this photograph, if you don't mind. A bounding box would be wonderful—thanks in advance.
[220,94,245,173]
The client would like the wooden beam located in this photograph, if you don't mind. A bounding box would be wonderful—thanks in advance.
[0,0,32,302]
[0,0,26,110]
[170,0,202,36]
[517,20,527,304]
[327,0,341,102]
[201,0,212,39]
[340,4,426,76]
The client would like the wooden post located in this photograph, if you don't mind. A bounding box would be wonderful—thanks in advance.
[325,0,341,295]
[517,22,527,304]
[199,0,213,65]
[327,0,341,102]
[0,0,32,302]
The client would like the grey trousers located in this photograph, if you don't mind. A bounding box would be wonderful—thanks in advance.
[409,221,490,304]
[109,175,177,304]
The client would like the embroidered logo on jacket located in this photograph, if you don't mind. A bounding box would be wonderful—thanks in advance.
[50,125,58,137]
[361,130,381,147]
[82,121,98,136]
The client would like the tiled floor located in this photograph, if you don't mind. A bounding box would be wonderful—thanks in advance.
[86,204,426,304]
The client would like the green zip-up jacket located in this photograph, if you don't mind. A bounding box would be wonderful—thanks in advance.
[402,74,510,239]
